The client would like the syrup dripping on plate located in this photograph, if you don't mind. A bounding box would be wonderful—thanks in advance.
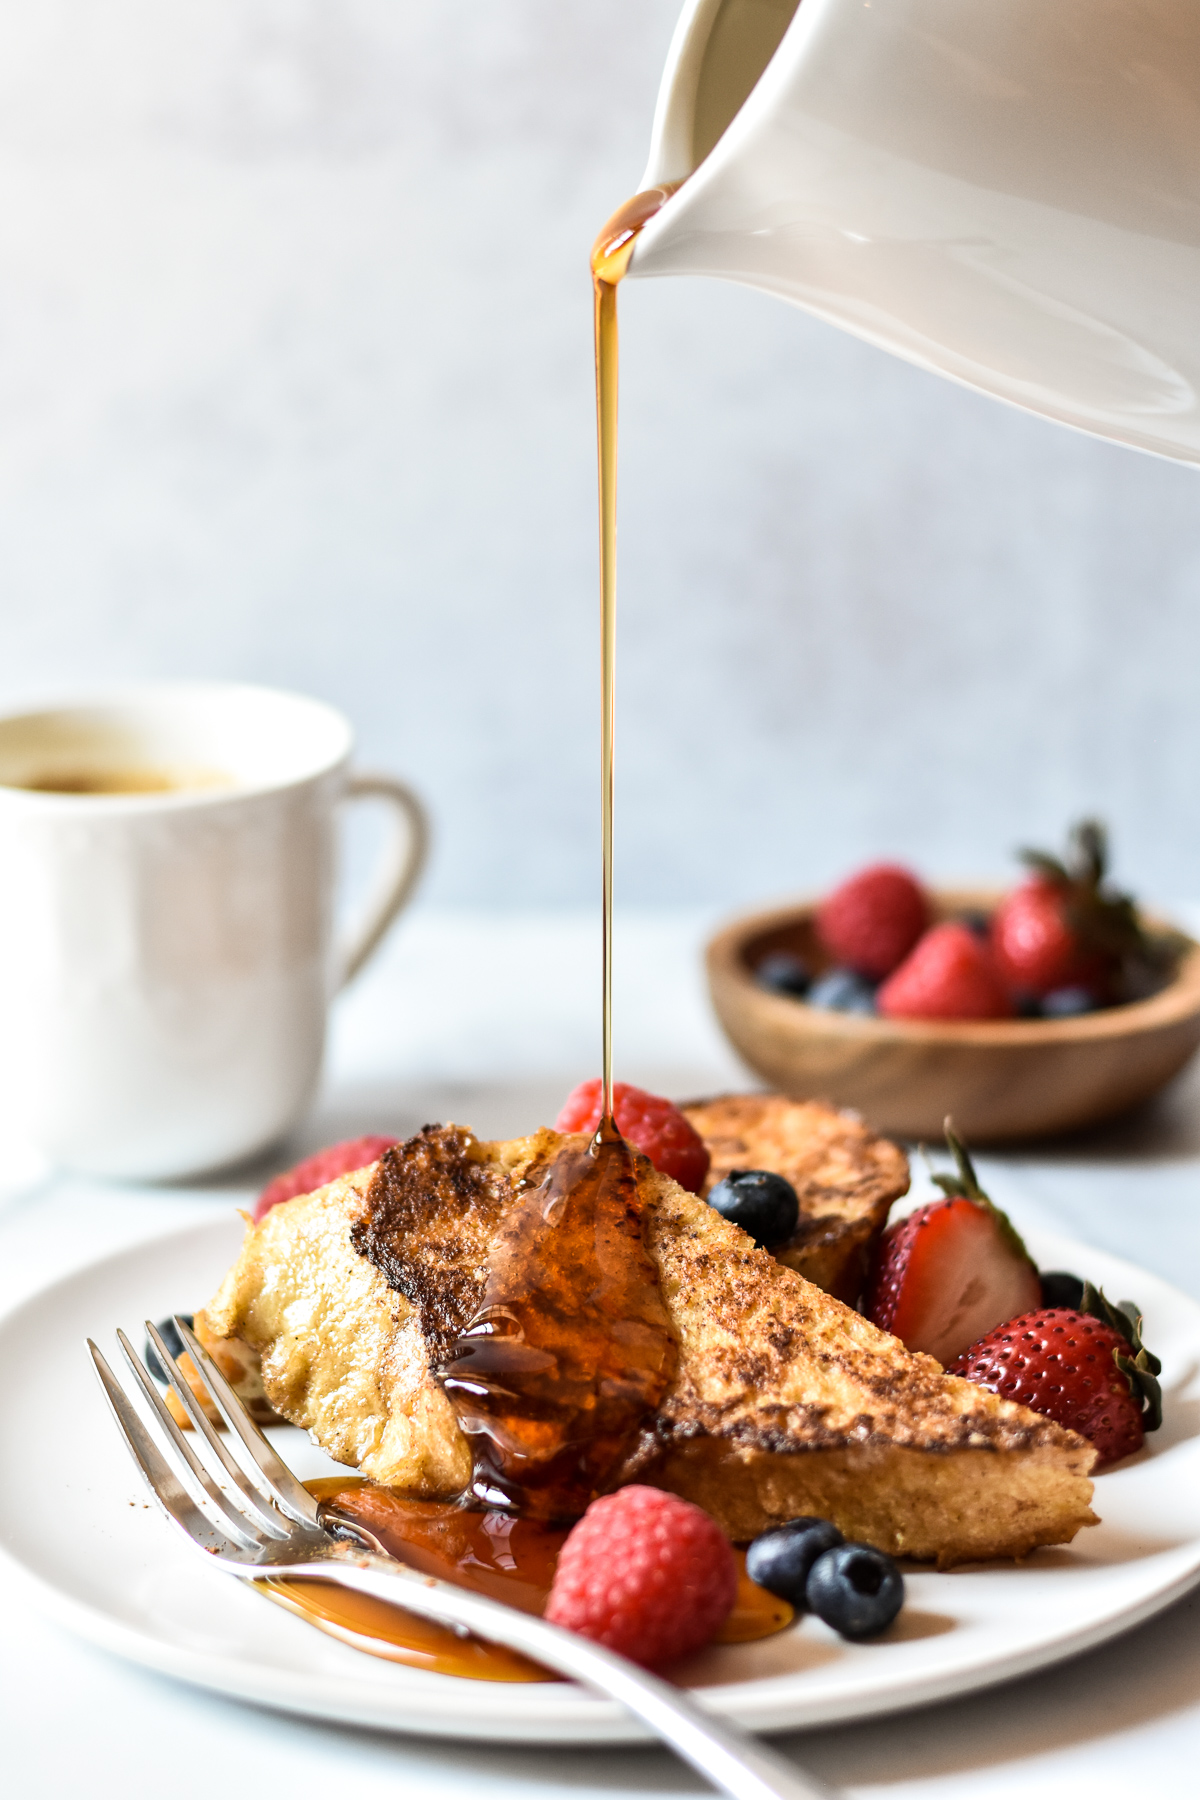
[255,1479,793,1682]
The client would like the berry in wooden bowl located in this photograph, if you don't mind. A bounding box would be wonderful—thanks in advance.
[705,863,1200,1143]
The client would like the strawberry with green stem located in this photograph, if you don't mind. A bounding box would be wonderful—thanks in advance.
[949,1284,1162,1466]
[990,819,1166,1002]
[865,1121,1041,1367]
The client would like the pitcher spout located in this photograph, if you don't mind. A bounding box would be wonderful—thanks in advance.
[628,0,1200,465]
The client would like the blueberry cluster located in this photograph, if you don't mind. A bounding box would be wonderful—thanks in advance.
[746,1517,904,1640]
[754,951,813,999]
[755,953,879,1015]
[806,967,877,1015]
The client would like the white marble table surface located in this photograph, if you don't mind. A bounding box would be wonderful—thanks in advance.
[3,906,1200,1799]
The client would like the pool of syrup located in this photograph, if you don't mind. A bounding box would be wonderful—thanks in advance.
[256,1479,792,1682]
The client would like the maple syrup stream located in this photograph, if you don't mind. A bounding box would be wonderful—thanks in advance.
[431,187,689,1524]
[260,186,784,1681]
[592,184,679,1120]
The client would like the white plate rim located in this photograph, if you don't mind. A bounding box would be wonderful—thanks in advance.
[1,1213,1199,1744]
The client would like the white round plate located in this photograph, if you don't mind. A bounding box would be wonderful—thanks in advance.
[1,1215,1198,1744]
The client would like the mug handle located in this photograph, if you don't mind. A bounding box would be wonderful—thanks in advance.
[333,771,429,990]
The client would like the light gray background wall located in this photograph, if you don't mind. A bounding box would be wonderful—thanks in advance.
[1,0,1199,907]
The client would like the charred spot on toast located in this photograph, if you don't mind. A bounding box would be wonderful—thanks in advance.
[352,1125,513,1364]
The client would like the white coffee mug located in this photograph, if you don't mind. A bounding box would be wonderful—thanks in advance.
[0,683,427,1181]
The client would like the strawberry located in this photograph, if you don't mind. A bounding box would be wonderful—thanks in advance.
[990,880,1103,999]
[948,1287,1162,1467]
[816,863,930,980]
[865,1123,1040,1365]
[991,820,1148,1001]
[876,922,1013,1020]
[555,1080,710,1194]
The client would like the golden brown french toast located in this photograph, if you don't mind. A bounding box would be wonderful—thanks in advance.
[681,1093,907,1300]
[206,1124,1096,1566]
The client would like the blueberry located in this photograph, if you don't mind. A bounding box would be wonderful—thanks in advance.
[746,1517,844,1607]
[956,910,992,940]
[1041,986,1098,1018]
[807,968,877,1015]
[707,1169,800,1248]
[145,1313,193,1383]
[1040,1270,1085,1310]
[806,1542,905,1639]
[756,951,812,998]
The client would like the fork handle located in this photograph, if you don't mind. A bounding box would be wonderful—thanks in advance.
[280,1549,836,1800]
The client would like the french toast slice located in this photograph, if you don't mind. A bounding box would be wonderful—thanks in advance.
[206,1124,1097,1567]
[681,1094,908,1301]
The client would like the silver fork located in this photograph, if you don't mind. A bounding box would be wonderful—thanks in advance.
[89,1317,836,1800]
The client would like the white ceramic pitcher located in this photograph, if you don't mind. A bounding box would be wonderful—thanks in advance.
[629,0,1200,464]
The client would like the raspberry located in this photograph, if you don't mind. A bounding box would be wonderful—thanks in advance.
[555,1081,710,1194]
[253,1135,397,1223]
[816,863,930,979]
[544,1486,738,1667]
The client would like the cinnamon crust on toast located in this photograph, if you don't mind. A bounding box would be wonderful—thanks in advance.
[681,1094,908,1301]
[206,1125,1096,1566]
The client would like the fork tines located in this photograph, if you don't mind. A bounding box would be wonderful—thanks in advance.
[88,1316,321,1559]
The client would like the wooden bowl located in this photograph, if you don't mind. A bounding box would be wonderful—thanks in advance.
[706,890,1200,1143]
